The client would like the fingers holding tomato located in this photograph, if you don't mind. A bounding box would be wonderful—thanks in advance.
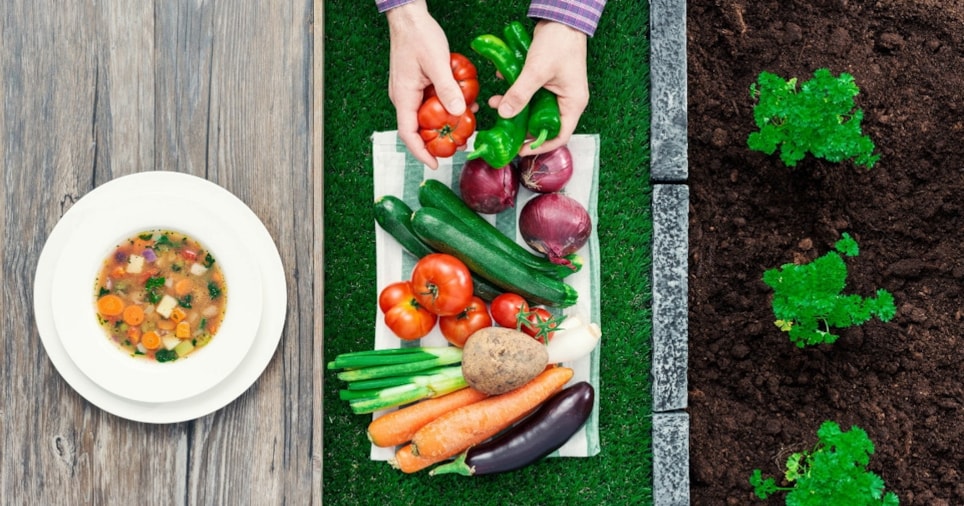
[423,53,480,106]
[418,96,476,158]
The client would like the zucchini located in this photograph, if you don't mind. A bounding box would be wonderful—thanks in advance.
[374,195,503,301]
[374,195,434,258]
[418,179,581,279]
[411,206,578,308]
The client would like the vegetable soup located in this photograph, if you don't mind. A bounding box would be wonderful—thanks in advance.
[94,230,227,362]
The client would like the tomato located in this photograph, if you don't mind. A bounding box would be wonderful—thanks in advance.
[439,296,492,347]
[379,281,437,340]
[410,253,474,316]
[418,96,476,158]
[490,292,530,329]
[423,53,480,105]
[523,307,562,343]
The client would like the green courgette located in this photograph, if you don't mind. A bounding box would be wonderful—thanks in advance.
[374,195,503,301]
[418,179,582,279]
[411,206,578,308]
[374,195,434,258]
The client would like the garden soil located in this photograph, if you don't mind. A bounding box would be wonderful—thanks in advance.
[687,0,964,504]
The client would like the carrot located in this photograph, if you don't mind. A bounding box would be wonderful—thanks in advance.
[109,265,127,278]
[368,388,490,448]
[141,331,162,350]
[410,366,574,460]
[96,294,125,317]
[174,278,193,297]
[390,444,445,474]
[169,307,187,324]
[122,305,145,326]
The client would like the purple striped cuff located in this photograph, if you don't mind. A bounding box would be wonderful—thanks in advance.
[529,0,607,36]
[375,0,414,13]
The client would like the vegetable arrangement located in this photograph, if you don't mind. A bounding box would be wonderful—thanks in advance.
[750,421,899,505]
[335,20,600,479]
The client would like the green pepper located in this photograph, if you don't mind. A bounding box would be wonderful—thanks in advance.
[501,21,563,149]
[469,34,528,167]
[466,105,529,168]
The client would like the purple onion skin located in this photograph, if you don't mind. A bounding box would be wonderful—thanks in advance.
[432,382,595,476]
[518,145,573,193]
[519,193,592,266]
[459,158,519,214]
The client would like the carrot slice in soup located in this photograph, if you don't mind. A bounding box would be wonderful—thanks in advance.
[141,331,162,350]
[174,278,193,297]
[97,294,124,317]
[122,305,145,326]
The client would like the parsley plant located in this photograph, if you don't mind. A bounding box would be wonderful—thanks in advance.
[750,421,899,505]
[748,68,880,168]
[763,233,896,347]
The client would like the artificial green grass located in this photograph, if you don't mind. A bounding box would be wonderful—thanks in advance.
[323,2,653,504]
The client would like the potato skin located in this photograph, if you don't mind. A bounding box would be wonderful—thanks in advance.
[461,327,549,395]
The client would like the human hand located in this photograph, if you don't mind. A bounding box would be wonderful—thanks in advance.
[488,20,589,157]
[385,0,467,169]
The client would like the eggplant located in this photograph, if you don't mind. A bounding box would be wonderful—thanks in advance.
[429,381,595,476]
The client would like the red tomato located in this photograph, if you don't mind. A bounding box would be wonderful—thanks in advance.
[523,307,561,343]
[418,96,476,158]
[378,281,437,340]
[439,296,492,347]
[410,253,474,316]
[490,293,530,329]
[423,53,480,105]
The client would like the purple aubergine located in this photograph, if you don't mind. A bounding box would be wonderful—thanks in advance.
[429,381,595,477]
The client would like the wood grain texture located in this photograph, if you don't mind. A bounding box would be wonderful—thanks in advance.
[1,0,319,504]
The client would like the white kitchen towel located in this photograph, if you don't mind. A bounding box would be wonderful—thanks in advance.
[370,131,601,461]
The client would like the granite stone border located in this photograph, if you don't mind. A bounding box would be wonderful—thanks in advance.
[649,0,690,503]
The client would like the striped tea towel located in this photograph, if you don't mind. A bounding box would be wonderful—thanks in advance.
[370,131,601,460]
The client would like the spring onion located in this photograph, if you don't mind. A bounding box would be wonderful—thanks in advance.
[328,347,469,414]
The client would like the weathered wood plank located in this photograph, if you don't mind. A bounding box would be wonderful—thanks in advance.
[1,0,318,503]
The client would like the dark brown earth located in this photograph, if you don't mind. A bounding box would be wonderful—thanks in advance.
[686,1,964,504]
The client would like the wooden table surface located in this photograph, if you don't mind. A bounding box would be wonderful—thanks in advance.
[1,1,323,503]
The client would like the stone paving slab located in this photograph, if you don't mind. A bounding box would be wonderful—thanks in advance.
[653,411,690,506]
[650,0,688,183]
[651,184,689,413]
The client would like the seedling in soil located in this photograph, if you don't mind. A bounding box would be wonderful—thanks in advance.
[750,420,899,505]
[748,68,880,169]
[763,233,896,347]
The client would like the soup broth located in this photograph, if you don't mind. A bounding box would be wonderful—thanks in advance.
[94,230,227,362]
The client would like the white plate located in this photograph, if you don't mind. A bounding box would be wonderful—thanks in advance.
[34,171,287,423]
[51,194,263,404]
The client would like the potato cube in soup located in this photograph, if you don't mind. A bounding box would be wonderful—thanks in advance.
[190,262,208,276]
[156,294,178,318]
[126,254,145,274]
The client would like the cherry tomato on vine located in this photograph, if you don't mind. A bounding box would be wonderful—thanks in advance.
[490,292,530,329]
[439,296,492,347]
[423,53,480,105]
[410,253,474,316]
[378,280,437,340]
[418,96,476,158]
[523,307,562,343]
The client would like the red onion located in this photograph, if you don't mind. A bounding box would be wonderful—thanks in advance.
[458,158,519,214]
[518,145,573,193]
[518,193,592,267]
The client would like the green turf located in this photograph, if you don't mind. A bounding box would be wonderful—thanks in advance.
[323,2,653,504]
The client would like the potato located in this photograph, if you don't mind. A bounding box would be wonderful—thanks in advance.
[461,327,549,395]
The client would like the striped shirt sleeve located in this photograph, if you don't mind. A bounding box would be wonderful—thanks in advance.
[375,0,414,13]
[528,0,607,36]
